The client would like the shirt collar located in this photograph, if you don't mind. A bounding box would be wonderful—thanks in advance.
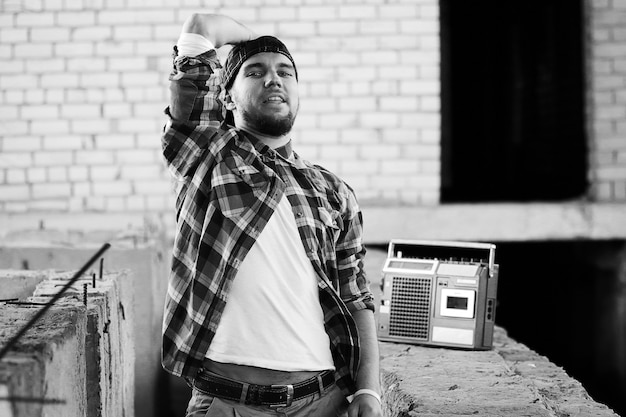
[274,141,293,159]
[241,131,293,160]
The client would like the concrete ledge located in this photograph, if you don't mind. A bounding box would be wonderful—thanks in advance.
[2,202,625,245]
[380,327,619,417]
[362,202,626,243]
[0,270,47,301]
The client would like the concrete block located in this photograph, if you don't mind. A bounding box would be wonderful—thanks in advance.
[56,11,96,27]
[31,268,135,417]
[0,231,168,417]
[0,28,28,43]
[74,150,115,165]
[15,13,55,27]
[278,21,316,37]
[0,74,39,90]
[0,186,30,202]
[116,118,162,133]
[380,96,419,112]
[89,165,120,181]
[297,6,336,20]
[338,5,377,19]
[259,7,296,20]
[339,97,377,112]
[71,120,113,134]
[54,42,95,57]
[92,181,132,196]
[114,26,152,41]
[61,103,102,120]
[72,27,112,41]
[47,167,68,182]
[5,169,26,184]
[105,197,127,211]
[21,105,59,120]
[79,73,119,88]
[378,4,419,18]
[103,103,133,118]
[381,160,420,175]
[0,270,47,300]
[42,135,86,151]
[133,10,176,24]
[32,151,73,166]
[340,128,380,143]
[31,183,72,199]
[318,21,358,36]
[359,112,400,128]
[26,167,47,183]
[95,41,135,56]
[40,73,80,88]
[0,300,88,417]
[30,28,70,42]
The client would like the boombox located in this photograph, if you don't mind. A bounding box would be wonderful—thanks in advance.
[377,239,499,350]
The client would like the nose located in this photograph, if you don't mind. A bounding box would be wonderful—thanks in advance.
[264,70,282,88]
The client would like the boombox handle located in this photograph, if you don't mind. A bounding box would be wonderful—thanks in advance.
[387,239,497,278]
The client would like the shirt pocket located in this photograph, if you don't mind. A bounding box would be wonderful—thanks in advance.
[318,206,343,232]
[212,162,269,219]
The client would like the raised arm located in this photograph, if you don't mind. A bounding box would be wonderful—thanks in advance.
[181,13,256,48]
[162,14,256,180]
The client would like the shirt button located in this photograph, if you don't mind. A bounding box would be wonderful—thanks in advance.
[297,212,303,217]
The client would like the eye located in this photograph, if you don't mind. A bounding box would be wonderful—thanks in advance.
[278,70,294,77]
[246,70,263,77]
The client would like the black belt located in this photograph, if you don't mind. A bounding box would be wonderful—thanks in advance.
[193,369,336,407]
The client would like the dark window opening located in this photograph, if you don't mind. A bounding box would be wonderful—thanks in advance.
[440,0,588,202]
[495,240,626,417]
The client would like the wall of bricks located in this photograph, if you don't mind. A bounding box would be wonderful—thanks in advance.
[1,0,624,220]
[0,0,440,219]
[588,0,626,201]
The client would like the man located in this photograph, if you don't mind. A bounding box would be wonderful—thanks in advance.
[161,13,382,417]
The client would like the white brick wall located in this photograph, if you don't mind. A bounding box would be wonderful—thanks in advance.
[0,0,442,214]
[2,0,622,218]
[589,0,626,201]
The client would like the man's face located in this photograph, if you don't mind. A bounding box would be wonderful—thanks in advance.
[228,52,299,137]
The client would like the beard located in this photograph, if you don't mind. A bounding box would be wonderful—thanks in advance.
[240,106,297,137]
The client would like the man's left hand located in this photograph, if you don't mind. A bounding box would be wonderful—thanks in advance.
[347,394,383,417]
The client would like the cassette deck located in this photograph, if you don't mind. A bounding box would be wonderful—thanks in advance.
[377,239,499,350]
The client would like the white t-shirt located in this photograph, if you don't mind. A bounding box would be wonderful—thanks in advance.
[207,196,335,371]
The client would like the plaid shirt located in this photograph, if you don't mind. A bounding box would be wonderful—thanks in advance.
[161,46,374,395]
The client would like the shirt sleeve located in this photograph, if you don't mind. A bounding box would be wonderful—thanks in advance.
[162,37,231,182]
[166,41,226,127]
[336,188,376,314]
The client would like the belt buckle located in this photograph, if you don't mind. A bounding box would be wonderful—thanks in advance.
[270,384,294,407]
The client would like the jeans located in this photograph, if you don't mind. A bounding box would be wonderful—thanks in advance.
[185,382,349,417]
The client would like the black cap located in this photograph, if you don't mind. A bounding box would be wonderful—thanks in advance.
[221,35,298,90]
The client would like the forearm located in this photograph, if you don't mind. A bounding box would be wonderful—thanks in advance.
[347,309,383,416]
[181,13,255,48]
[353,309,381,393]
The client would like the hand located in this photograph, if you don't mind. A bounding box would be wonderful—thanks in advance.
[182,14,258,48]
[347,393,383,417]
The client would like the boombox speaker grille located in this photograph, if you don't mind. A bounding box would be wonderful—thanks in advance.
[389,276,431,340]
